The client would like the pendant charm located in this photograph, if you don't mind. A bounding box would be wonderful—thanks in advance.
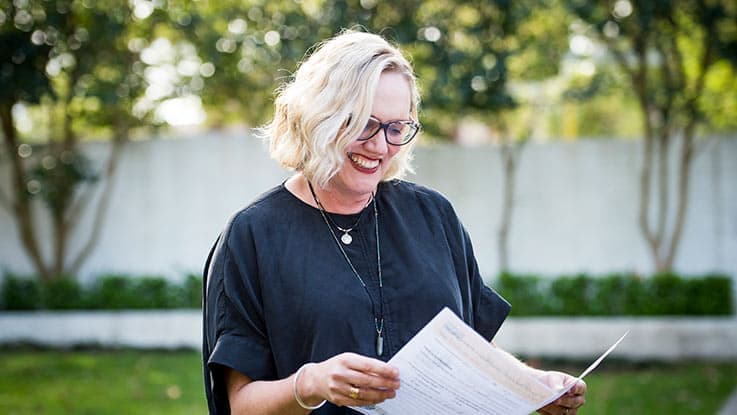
[376,334,384,356]
[341,232,352,245]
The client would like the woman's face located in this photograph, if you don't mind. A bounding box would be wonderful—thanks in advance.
[330,71,412,200]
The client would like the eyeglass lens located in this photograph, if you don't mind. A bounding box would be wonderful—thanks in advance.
[359,118,418,145]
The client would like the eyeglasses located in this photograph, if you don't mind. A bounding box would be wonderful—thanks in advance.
[357,117,420,146]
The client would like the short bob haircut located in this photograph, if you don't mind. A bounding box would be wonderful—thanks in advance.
[263,30,421,188]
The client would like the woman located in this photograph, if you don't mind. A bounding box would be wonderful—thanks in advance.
[203,30,586,415]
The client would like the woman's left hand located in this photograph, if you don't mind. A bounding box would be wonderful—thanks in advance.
[536,371,586,415]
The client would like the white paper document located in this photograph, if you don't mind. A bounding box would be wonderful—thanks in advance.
[351,307,627,415]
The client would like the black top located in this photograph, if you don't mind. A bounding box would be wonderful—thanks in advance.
[202,180,511,414]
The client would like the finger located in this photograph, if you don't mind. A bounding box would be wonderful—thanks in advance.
[335,354,400,391]
[556,394,585,408]
[566,380,587,396]
[349,375,400,393]
[537,401,561,415]
[342,353,400,379]
[538,397,580,415]
[349,385,397,402]
[555,405,577,415]
[348,385,361,401]
[333,384,397,407]
[322,354,400,405]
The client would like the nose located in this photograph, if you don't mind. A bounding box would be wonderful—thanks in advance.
[363,127,390,153]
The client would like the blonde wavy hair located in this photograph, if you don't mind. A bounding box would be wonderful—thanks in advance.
[262,30,421,188]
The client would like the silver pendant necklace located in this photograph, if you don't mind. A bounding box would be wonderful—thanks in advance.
[340,230,353,245]
[315,192,372,245]
[308,181,385,356]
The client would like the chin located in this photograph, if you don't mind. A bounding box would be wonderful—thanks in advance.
[340,173,382,195]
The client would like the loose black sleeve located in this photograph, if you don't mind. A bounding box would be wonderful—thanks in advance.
[203,210,277,414]
[461,224,511,341]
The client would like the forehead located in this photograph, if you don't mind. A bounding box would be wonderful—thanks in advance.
[371,71,412,120]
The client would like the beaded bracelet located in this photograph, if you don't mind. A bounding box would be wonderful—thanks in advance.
[293,363,327,410]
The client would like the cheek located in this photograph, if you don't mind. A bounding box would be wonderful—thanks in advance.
[386,146,402,160]
[381,147,402,174]
[345,140,362,154]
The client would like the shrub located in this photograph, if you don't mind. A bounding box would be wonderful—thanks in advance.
[645,273,690,315]
[42,276,83,310]
[0,271,730,315]
[86,274,188,309]
[131,276,172,309]
[1,275,42,310]
[684,274,733,315]
[496,272,552,316]
[0,273,204,310]
[588,272,658,315]
[178,273,203,308]
[495,272,733,317]
[87,274,137,309]
[549,273,595,316]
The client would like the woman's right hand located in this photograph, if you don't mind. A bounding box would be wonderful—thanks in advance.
[299,352,401,407]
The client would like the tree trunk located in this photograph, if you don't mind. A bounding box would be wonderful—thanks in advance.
[497,132,525,274]
[655,130,670,247]
[661,127,696,272]
[637,108,663,272]
[52,209,67,277]
[68,125,127,275]
[0,103,50,280]
[497,140,515,273]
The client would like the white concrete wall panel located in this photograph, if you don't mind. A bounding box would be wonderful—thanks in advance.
[1,134,735,284]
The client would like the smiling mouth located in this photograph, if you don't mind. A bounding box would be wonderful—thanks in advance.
[348,153,380,171]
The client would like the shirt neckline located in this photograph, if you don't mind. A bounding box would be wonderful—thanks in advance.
[280,180,381,220]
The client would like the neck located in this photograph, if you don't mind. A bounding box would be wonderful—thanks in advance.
[304,177,374,215]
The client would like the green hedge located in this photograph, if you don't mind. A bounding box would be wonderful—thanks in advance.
[0,273,202,311]
[1,272,733,315]
[495,272,734,316]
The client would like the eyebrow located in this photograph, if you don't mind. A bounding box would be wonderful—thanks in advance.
[368,115,415,123]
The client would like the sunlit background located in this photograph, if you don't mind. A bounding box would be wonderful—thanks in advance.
[1,0,736,414]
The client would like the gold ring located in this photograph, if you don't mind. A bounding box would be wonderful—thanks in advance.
[349,386,360,400]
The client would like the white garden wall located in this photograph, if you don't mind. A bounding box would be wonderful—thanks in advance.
[1,133,736,285]
[1,311,735,361]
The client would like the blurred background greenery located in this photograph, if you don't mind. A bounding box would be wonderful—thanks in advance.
[3,0,736,141]
[1,271,733,316]
[2,0,736,282]
[2,0,737,414]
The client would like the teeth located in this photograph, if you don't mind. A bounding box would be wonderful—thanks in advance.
[349,153,379,169]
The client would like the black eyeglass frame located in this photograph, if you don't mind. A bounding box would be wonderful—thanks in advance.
[356,117,421,146]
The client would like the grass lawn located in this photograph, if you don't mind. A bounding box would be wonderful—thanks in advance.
[0,350,207,415]
[0,350,735,414]
[548,360,737,414]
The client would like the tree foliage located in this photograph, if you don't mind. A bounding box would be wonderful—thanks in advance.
[0,0,156,280]
[2,0,565,279]
[564,0,737,272]
[4,0,735,280]
[175,0,567,135]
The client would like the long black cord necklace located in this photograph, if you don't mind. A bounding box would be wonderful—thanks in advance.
[307,181,385,356]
